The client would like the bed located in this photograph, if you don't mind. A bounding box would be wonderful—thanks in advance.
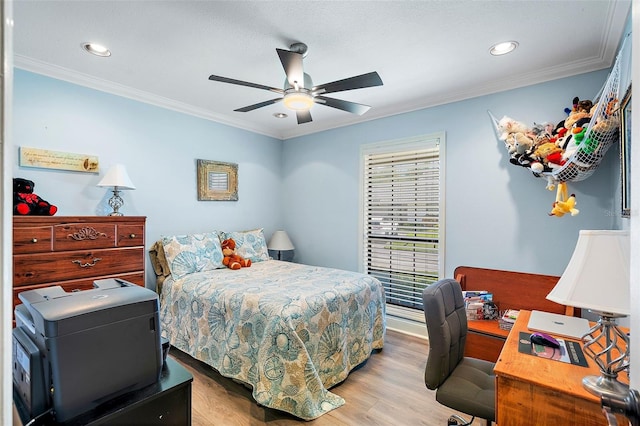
[149,229,386,420]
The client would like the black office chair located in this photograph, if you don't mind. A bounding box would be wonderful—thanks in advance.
[422,278,496,426]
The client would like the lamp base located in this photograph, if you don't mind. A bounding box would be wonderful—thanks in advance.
[583,374,629,399]
[107,188,125,216]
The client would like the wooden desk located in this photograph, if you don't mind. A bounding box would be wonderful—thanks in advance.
[455,266,577,363]
[494,310,628,426]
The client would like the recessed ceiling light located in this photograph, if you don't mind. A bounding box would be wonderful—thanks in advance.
[489,41,518,56]
[273,112,288,119]
[82,42,111,57]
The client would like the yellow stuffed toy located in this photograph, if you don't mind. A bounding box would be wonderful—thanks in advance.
[549,182,579,217]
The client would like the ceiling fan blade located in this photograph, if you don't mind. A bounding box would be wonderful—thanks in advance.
[208,74,283,94]
[315,96,371,115]
[312,71,383,95]
[276,48,304,88]
[234,98,282,113]
[296,110,312,124]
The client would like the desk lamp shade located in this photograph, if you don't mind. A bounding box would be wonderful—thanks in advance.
[546,230,630,399]
[97,164,136,216]
[268,231,294,260]
[546,230,630,315]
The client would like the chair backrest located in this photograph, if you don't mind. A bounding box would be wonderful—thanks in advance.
[422,278,467,390]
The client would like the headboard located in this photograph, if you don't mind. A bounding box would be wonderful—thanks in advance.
[453,265,578,317]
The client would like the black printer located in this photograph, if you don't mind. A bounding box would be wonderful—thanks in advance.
[13,278,163,423]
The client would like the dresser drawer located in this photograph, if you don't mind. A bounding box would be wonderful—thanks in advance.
[53,223,117,251]
[14,247,144,287]
[13,226,53,254]
[117,224,145,247]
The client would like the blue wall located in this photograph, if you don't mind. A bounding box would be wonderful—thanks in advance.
[13,70,283,288]
[283,69,620,277]
[13,68,622,286]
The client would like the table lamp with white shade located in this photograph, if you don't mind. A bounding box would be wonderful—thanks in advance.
[97,164,136,216]
[268,230,295,261]
[546,229,630,399]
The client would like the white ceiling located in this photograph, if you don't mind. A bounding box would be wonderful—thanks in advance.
[12,1,631,140]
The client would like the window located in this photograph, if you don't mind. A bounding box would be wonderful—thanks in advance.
[360,133,444,322]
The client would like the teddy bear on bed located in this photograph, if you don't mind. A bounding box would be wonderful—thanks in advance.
[221,238,251,270]
[13,178,58,216]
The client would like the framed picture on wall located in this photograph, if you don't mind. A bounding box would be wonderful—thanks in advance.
[620,84,631,218]
[197,159,238,201]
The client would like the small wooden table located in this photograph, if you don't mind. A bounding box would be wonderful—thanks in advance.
[494,310,628,426]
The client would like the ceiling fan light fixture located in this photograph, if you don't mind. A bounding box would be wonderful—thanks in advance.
[82,42,111,57]
[283,90,314,111]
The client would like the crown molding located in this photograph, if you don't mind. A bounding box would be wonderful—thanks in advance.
[13,55,284,140]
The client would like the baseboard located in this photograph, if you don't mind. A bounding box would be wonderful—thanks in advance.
[386,315,428,340]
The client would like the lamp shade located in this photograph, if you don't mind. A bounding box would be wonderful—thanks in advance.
[546,230,630,315]
[268,231,294,251]
[97,164,136,189]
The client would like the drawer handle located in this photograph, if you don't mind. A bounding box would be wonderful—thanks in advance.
[31,238,38,243]
[72,258,102,268]
[129,233,136,239]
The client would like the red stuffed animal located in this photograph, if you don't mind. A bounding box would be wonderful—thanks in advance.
[13,178,57,216]
[221,238,251,270]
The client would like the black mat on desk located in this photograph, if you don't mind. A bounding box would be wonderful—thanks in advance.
[518,332,588,367]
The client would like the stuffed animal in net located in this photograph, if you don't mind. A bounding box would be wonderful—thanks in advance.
[13,178,58,216]
[221,238,251,270]
[549,182,579,217]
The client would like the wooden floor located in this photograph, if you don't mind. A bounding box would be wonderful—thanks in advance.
[171,329,485,426]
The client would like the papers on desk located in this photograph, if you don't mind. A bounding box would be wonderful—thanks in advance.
[518,332,588,367]
[499,309,520,331]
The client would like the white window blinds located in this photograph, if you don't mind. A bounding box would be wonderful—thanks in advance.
[361,134,444,318]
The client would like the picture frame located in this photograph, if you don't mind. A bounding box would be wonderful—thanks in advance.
[197,159,238,201]
[620,84,631,218]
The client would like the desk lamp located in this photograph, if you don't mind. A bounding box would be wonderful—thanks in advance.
[97,164,136,216]
[546,230,630,399]
[268,231,294,260]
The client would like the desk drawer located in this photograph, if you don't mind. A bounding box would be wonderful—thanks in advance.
[14,247,144,287]
[465,329,506,363]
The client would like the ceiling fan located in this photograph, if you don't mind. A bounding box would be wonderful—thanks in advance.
[208,42,383,125]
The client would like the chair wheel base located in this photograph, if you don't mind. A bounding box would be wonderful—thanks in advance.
[447,415,474,426]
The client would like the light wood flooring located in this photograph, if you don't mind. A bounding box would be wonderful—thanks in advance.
[171,329,485,426]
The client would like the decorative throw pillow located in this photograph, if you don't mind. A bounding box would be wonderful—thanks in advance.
[161,232,224,279]
[223,228,269,262]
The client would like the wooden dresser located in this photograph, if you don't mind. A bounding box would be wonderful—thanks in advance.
[12,216,146,318]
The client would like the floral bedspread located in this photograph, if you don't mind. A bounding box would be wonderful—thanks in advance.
[159,260,386,420]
